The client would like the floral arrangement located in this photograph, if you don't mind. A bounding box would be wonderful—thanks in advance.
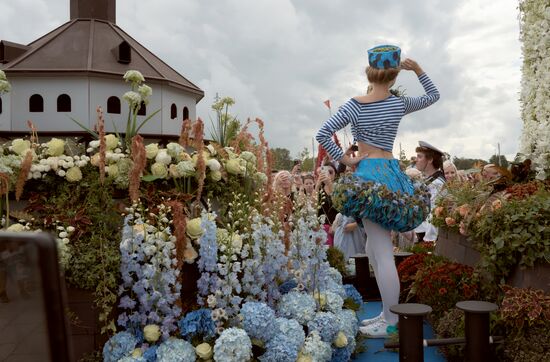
[403,254,480,317]
[117,204,182,339]
[518,0,550,180]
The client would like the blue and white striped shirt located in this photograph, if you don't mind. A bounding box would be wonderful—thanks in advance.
[316,73,440,161]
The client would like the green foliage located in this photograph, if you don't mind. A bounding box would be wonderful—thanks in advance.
[326,247,348,277]
[434,308,465,361]
[343,298,360,311]
[489,154,509,168]
[472,189,550,284]
[25,167,122,335]
[452,156,486,170]
[271,147,293,171]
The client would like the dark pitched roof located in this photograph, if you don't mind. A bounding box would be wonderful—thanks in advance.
[0,19,204,101]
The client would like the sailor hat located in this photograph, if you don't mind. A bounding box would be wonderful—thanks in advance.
[418,141,444,155]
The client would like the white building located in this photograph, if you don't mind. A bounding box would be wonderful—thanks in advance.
[0,0,204,136]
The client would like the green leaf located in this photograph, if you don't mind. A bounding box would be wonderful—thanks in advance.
[135,108,161,134]
[141,174,163,182]
[68,116,99,139]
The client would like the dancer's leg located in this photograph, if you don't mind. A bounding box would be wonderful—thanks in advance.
[363,219,399,325]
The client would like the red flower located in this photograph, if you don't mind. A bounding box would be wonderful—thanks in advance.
[439,288,447,295]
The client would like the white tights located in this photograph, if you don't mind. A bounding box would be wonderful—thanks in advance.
[363,219,399,325]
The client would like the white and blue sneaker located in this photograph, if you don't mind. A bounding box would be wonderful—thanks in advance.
[360,313,383,326]
[359,319,397,338]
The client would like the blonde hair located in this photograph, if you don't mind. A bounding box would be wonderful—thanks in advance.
[366,66,400,84]
[443,160,458,172]
[273,170,291,190]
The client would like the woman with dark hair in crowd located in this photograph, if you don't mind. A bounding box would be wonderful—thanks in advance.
[316,163,338,247]
[316,46,439,337]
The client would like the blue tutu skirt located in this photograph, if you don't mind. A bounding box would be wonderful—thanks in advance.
[332,159,430,232]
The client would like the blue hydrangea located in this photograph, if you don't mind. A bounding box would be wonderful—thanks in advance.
[277,291,316,325]
[274,318,305,349]
[156,338,196,362]
[344,284,363,306]
[331,345,353,362]
[324,291,344,313]
[307,312,339,343]
[302,331,332,362]
[213,328,252,362]
[103,331,138,362]
[336,309,358,352]
[142,345,158,362]
[278,279,297,294]
[178,309,215,340]
[240,302,276,342]
[260,334,299,362]
[118,357,146,362]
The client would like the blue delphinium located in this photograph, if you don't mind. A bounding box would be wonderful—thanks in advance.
[118,206,182,339]
[178,308,215,340]
[278,279,297,294]
[260,334,299,362]
[142,345,158,362]
[213,328,252,362]
[196,212,219,302]
[103,331,138,362]
[156,338,196,362]
[274,317,305,349]
[302,331,332,362]
[307,312,339,343]
[344,284,363,306]
[240,302,276,342]
[277,291,316,325]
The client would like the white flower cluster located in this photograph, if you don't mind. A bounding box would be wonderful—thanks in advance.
[55,224,75,270]
[0,70,11,94]
[519,0,550,179]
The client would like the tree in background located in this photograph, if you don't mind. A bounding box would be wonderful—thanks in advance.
[489,154,509,168]
[452,157,487,170]
[298,147,314,172]
[271,147,293,171]
[210,95,241,147]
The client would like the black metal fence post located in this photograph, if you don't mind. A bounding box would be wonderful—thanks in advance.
[390,303,432,362]
[456,300,498,362]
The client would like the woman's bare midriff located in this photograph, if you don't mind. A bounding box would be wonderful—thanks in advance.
[358,142,394,159]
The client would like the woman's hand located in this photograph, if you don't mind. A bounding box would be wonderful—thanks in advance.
[401,58,424,76]
[344,222,358,233]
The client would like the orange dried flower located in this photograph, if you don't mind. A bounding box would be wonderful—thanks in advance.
[193,119,206,203]
[179,119,192,148]
[129,135,146,203]
[15,150,33,201]
[166,200,187,268]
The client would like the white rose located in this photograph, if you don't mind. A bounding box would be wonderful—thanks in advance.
[143,324,161,343]
[145,143,159,159]
[206,158,221,171]
[155,150,172,165]
[166,143,184,158]
[225,159,242,175]
[46,138,65,157]
[210,170,222,182]
[186,218,204,239]
[104,134,119,151]
[151,162,168,178]
[65,167,82,182]
[176,160,195,177]
[239,151,256,164]
[6,223,26,232]
[11,139,31,155]
[195,343,213,360]
[255,172,268,184]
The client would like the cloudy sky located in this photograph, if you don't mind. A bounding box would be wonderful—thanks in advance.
[1,0,524,160]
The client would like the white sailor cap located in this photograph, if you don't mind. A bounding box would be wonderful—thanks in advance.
[418,141,444,155]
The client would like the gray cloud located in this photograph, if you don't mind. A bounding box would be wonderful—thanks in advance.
[1,0,523,160]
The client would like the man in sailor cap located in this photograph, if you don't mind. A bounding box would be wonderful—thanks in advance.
[414,141,446,242]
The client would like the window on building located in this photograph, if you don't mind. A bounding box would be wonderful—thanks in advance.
[57,94,71,112]
[107,96,121,114]
[183,106,189,120]
[29,94,44,112]
[0,97,2,114]
[170,103,177,119]
[117,41,131,64]
[137,102,146,116]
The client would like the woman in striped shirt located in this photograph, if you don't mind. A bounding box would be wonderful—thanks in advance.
[316,45,440,337]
